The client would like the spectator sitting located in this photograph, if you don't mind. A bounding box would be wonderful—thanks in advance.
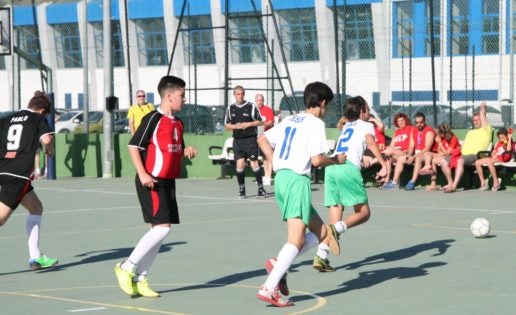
[439,101,493,193]
[404,112,436,190]
[382,113,416,189]
[474,127,514,192]
[361,114,391,186]
[426,123,461,191]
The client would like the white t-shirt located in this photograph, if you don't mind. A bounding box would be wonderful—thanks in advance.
[333,119,375,169]
[265,112,329,175]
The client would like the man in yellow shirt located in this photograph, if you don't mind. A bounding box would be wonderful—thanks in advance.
[128,90,155,134]
[441,101,492,192]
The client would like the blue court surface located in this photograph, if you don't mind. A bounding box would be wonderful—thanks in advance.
[1,177,515,315]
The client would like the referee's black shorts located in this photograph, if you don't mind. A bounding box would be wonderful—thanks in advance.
[0,175,33,210]
[135,175,179,225]
[233,137,259,161]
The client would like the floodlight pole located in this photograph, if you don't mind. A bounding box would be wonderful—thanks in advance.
[102,0,113,178]
[429,0,438,127]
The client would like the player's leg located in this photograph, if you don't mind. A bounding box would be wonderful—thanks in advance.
[249,159,266,198]
[475,158,489,190]
[235,157,247,198]
[0,202,13,226]
[20,190,58,270]
[314,204,341,272]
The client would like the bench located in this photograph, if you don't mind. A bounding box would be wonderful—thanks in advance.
[208,137,264,179]
[208,137,235,179]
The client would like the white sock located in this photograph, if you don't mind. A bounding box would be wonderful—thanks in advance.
[122,226,170,272]
[316,243,330,260]
[26,215,41,260]
[334,221,347,234]
[298,232,319,256]
[135,242,161,282]
[264,243,298,291]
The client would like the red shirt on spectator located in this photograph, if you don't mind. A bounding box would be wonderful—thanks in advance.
[259,105,275,131]
[392,125,414,152]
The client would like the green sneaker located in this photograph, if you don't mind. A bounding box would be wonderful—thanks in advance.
[29,255,58,270]
[327,224,341,256]
[135,278,160,298]
[114,263,135,295]
[313,255,335,272]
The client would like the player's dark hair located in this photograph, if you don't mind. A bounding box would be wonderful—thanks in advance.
[28,90,51,113]
[157,75,186,97]
[303,82,334,109]
[415,112,426,121]
[497,127,508,137]
[344,96,367,121]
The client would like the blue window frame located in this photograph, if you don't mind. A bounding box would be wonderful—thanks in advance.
[181,15,216,65]
[229,13,265,63]
[15,25,40,69]
[393,0,440,58]
[481,0,499,54]
[337,4,375,60]
[135,18,168,66]
[449,0,499,56]
[53,23,82,68]
[92,21,125,67]
[278,8,319,62]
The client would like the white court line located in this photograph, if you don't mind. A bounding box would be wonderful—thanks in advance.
[371,204,515,215]
[67,307,107,313]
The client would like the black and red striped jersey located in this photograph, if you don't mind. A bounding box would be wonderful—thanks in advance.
[128,109,185,179]
[0,109,51,180]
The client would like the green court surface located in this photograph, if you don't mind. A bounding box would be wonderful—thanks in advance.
[1,178,515,315]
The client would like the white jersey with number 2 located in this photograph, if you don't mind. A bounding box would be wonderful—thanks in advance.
[333,120,375,169]
[265,112,329,176]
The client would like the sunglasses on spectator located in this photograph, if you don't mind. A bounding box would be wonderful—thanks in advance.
[137,95,145,98]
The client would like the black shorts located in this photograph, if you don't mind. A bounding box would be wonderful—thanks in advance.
[135,175,179,225]
[0,175,33,210]
[233,137,259,161]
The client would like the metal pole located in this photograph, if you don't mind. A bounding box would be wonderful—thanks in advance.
[429,0,438,127]
[82,0,89,134]
[332,0,340,109]
[122,0,133,107]
[511,0,515,124]
[102,0,113,178]
[342,0,347,101]
[167,0,187,75]
[224,0,229,110]
[449,0,453,126]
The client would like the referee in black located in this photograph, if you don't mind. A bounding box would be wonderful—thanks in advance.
[224,85,267,198]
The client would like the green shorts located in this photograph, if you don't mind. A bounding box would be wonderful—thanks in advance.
[274,169,318,226]
[324,163,368,207]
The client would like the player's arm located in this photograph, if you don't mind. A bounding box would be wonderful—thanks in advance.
[419,131,435,156]
[40,133,54,156]
[366,134,387,177]
[479,101,488,127]
[257,134,274,165]
[311,153,346,168]
[369,116,385,132]
[128,146,156,188]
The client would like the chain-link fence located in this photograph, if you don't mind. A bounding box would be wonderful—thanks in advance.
[4,0,516,134]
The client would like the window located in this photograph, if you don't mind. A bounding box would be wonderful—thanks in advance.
[425,0,441,56]
[394,0,441,58]
[395,1,414,58]
[338,4,375,60]
[92,21,125,67]
[135,18,168,66]
[181,15,216,65]
[54,23,82,68]
[229,13,265,63]
[278,8,319,62]
[15,26,40,69]
[482,0,499,54]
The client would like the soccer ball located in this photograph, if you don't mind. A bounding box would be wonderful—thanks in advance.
[470,218,490,238]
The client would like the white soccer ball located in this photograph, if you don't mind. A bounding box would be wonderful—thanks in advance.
[470,218,490,238]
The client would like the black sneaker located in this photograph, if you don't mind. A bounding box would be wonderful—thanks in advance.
[239,187,246,199]
[257,187,267,199]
